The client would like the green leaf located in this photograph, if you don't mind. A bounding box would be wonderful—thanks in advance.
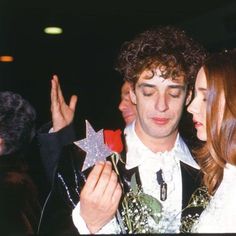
[130,173,138,193]
[139,193,163,223]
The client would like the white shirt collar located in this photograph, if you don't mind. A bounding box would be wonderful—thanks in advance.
[124,121,199,170]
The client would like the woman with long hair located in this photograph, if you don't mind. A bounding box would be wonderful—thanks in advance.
[187,49,236,233]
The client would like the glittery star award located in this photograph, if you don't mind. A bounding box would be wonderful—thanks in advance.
[74,120,113,171]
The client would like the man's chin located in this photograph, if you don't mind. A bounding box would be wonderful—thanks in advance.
[124,115,135,125]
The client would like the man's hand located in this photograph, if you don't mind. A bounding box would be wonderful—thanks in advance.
[80,161,122,233]
[51,75,78,132]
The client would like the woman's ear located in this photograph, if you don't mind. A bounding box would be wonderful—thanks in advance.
[185,90,192,106]
[129,89,137,105]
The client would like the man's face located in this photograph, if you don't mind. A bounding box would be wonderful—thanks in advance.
[130,68,190,143]
[118,81,137,125]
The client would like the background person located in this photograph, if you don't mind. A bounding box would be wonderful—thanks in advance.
[0,91,41,234]
[118,81,137,125]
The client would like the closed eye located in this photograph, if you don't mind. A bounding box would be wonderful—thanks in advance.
[142,87,156,97]
[169,94,180,98]
[168,88,182,98]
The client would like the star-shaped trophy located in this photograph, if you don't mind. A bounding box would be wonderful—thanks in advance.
[74,120,113,171]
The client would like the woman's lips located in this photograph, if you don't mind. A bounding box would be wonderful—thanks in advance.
[193,119,203,128]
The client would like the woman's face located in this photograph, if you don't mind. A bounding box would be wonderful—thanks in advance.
[187,67,226,141]
[187,68,207,141]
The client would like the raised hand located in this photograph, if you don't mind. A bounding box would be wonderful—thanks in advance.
[80,161,122,233]
[50,75,78,132]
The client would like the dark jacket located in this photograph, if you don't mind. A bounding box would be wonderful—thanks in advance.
[37,123,202,234]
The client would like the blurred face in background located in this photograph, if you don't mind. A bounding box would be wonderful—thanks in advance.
[118,82,137,125]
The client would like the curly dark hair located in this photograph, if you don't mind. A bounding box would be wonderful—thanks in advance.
[115,25,207,90]
[0,91,36,155]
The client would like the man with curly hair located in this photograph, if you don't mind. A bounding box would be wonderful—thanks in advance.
[39,26,207,234]
[72,26,207,234]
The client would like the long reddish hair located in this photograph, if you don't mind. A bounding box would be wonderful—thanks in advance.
[196,49,236,194]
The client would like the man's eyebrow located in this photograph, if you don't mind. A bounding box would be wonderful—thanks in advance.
[137,83,186,90]
[168,85,186,90]
[137,83,156,88]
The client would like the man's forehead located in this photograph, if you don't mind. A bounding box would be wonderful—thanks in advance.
[139,67,186,85]
[121,82,132,94]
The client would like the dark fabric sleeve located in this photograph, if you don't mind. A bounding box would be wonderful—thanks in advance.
[37,122,76,186]
[38,144,87,235]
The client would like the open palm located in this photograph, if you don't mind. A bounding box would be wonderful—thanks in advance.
[51,75,78,132]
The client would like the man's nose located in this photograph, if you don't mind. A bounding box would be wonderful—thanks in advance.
[118,100,126,112]
[155,95,168,112]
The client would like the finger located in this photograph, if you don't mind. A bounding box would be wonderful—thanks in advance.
[111,183,122,206]
[56,76,66,105]
[92,161,113,196]
[51,75,59,111]
[53,74,59,83]
[83,161,105,193]
[102,170,119,200]
[69,95,78,112]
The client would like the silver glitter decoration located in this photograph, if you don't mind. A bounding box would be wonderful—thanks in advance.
[74,120,113,171]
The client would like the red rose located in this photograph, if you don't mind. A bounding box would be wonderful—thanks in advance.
[104,129,123,153]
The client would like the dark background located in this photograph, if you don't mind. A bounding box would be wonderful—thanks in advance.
[1,0,236,131]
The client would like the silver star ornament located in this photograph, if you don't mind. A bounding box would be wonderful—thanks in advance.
[74,120,113,171]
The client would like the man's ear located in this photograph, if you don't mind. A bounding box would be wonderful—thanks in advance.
[129,89,137,105]
[185,90,192,106]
